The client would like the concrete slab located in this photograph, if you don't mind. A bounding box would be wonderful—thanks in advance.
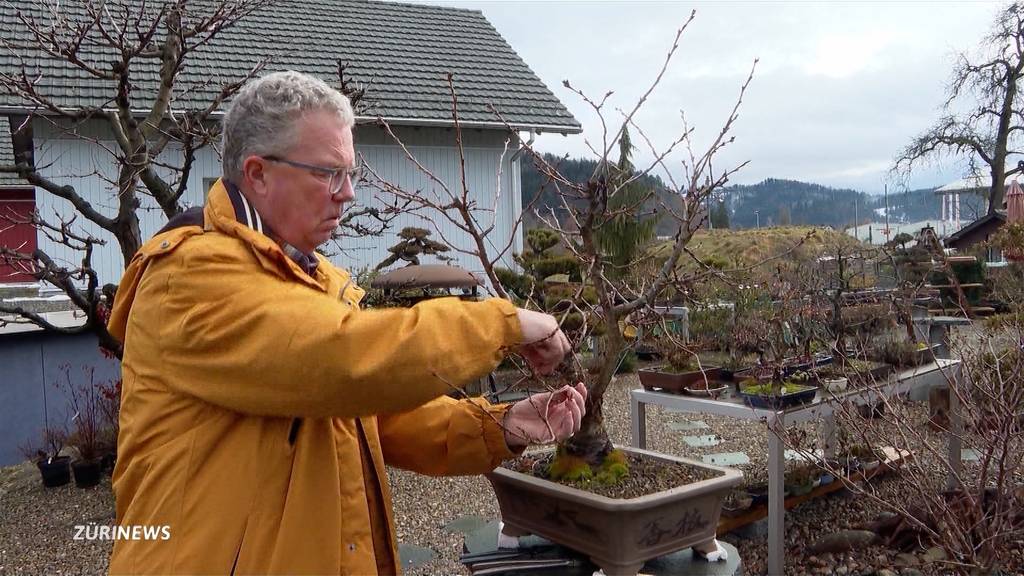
[443,515,489,535]
[398,543,436,570]
[961,448,981,462]
[682,434,721,448]
[702,452,750,466]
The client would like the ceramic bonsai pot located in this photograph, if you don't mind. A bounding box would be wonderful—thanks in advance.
[637,365,723,394]
[738,383,817,409]
[822,377,848,393]
[486,446,742,576]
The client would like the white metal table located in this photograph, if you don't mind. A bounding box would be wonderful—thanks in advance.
[629,359,963,576]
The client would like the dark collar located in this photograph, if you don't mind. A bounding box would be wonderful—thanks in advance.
[223,180,319,276]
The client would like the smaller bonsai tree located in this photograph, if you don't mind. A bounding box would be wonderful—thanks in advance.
[374,226,453,270]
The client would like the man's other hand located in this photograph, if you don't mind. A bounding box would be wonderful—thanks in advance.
[515,308,571,375]
[503,383,587,448]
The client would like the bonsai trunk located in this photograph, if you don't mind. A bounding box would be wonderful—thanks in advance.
[561,328,622,466]
[562,400,612,467]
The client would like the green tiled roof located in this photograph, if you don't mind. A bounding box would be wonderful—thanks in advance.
[0,0,580,132]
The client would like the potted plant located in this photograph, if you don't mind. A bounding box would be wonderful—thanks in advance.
[637,345,725,395]
[20,427,70,488]
[821,375,848,393]
[784,464,817,496]
[738,366,817,409]
[871,338,935,370]
[721,489,754,517]
[847,445,884,473]
[97,378,122,474]
[59,366,105,488]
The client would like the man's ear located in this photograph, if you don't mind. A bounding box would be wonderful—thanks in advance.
[242,155,270,198]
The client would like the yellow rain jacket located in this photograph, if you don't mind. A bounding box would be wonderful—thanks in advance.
[106,180,522,575]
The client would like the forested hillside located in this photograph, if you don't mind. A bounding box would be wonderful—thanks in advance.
[521,158,987,231]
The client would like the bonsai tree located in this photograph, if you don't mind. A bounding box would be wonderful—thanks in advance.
[369,14,757,473]
[374,226,453,270]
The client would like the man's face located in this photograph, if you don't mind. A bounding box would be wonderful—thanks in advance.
[245,109,355,253]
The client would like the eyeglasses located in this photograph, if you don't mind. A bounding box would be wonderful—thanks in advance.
[263,155,362,195]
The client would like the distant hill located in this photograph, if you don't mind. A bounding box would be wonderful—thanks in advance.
[521,162,988,233]
[724,179,988,229]
[726,179,869,228]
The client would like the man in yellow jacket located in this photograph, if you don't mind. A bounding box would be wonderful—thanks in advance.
[107,70,585,575]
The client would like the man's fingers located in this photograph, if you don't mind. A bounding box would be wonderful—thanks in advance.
[517,326,571,376]
[568,391,582,433]
[554,404,574,441]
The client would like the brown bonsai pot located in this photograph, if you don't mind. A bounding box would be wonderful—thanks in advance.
[486,446,742,576]
[637,365,723,393]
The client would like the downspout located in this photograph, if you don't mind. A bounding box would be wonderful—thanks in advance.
[510,130,536,274]
[511,129,536,161]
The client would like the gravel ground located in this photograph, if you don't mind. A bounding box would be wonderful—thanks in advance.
[0,461,114,575]
[1,368,1020,575]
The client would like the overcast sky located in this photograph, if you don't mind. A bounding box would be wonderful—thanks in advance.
[427,1,1002,194]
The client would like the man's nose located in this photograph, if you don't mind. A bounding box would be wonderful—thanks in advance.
[333,175,356,203]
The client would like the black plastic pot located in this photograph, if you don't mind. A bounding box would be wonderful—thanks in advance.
[72,459,103,488]
[37,456,71,488]
[101,453,117,476]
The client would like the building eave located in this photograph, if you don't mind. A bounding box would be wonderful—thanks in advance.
[0,107,583,135]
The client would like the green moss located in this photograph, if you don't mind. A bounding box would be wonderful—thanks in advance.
[548,450,593,482]
[594,449,630,485]
[548,448,630,487]
[740,382,810,395]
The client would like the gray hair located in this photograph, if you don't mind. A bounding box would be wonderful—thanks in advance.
[221,70,355,183]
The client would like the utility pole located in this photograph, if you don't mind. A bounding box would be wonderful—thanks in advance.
[883,183,891,245]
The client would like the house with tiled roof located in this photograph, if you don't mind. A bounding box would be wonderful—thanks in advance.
[0,0,580,286]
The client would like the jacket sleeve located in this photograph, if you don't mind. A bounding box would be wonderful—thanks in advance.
[141,241,522,418]
[377,395,524,476]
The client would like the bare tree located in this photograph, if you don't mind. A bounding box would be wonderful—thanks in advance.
[895,2,1024,214]
[368,12,758,466]
[0,0,276,353]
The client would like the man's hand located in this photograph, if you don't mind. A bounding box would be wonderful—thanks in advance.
[503,383,587,448]
[515,308,571,375]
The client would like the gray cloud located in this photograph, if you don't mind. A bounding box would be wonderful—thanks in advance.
[430,0,1001,193]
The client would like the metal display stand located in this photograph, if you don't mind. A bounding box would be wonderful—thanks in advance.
[630,359,963,576]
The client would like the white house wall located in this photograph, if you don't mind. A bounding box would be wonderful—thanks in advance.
[28,119,523,289]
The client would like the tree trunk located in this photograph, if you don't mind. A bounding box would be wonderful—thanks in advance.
[989,63,1020,214]
[562,388,613,466]
[563,321,621,465]
[116,211,143,265]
